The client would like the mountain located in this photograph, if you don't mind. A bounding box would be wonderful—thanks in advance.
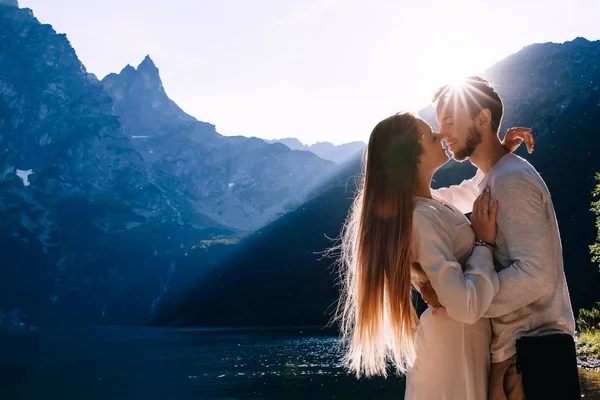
[102,56,196,135]
[266,138,365,164]
[102,58,337,231]
[0,4,335,327]
[158,37,600,327]
[0,0,17,7]
[0,4,247,327]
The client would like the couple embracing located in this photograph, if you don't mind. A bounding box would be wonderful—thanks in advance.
[337,77,581,399]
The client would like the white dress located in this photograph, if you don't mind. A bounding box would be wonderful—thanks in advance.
[404,196,499,400]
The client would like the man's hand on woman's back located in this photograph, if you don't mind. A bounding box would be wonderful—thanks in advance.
[412,262,443,309]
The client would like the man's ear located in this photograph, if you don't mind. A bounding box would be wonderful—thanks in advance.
[477,109,492,130]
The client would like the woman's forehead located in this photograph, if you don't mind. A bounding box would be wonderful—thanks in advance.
[415,119,432,135]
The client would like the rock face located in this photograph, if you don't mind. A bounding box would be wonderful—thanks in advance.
[156,38,600,327]
[102,57,336,231]
[0,5,334,326]
[0,5,223,327]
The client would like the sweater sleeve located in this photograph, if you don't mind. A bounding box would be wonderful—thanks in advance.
[483,172,558,318]
[413,207,499,324]
[431,169,484,214]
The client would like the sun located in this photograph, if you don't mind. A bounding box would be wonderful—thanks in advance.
[403,46,490,112]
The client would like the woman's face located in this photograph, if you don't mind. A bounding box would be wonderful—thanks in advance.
[415,118,449,173]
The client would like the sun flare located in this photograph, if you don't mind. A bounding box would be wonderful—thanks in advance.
[434,77,501,114]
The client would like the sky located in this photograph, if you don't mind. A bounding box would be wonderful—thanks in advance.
[19,0,600,145]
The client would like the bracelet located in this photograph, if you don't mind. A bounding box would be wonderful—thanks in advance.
[475,239,495,248]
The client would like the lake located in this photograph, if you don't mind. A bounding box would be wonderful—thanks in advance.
[0,327,598,399]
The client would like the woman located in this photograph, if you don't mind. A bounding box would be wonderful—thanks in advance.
[336,112,528,399]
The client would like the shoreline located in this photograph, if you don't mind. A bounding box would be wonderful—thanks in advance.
[578,353,600,372]
[577,336,600,372]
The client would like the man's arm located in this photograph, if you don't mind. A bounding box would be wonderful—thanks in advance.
[431,169,484,214]
[483,172,557,318]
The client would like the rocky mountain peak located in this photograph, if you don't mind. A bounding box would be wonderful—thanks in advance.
[101,56,196,133]
[137,55,161,87]
[139,54,157,70]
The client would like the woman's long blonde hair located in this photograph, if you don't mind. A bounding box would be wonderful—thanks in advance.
[335,112,422,378]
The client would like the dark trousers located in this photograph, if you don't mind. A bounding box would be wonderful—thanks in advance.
[515,333,581,400]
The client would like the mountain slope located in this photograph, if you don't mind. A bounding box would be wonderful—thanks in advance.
[0,4,235,327]
[0,3,344,327]
[102,59,337,231]
[152,176,358,326]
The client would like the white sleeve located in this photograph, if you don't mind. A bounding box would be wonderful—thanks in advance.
[431,169,484,214]
[412,208,499,324]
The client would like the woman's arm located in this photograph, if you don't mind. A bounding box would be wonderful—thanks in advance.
[431,170,484,214]
[412,208,499,324]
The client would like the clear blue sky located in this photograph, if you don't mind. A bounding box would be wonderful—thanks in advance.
[20,0,600,145]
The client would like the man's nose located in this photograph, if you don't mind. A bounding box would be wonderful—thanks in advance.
[435,130,447,140]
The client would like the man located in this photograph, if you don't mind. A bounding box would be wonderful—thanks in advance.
[417,77,580,399]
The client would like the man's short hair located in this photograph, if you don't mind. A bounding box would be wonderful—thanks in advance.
[433,76,504,134]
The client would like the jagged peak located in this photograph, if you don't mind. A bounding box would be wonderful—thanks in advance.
[138,55,158,72]
[120,64,136,74]
[114,57,160,79]
[0,0,18,8]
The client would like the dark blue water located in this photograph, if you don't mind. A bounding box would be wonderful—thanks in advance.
[0,327,598,399]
